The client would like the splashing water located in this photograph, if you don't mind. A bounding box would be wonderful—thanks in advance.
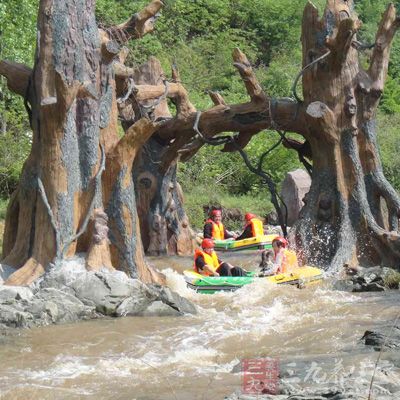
[0,254,399,399]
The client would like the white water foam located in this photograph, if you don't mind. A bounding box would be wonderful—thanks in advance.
[20,356,96,382]
[164,267,200,300]
[2,259,378,394]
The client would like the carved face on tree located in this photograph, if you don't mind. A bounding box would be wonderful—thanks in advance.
[345,88,357,117]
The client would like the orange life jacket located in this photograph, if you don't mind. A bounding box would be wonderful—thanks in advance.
[275,249,298,274]
[244,218,264,237]
[194,248,220,276]
[206,219,225,240]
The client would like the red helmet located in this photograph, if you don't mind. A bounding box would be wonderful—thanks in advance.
[211,209,222,217]
[272,236,288,248]
[245,213,256,221]
[201,238,215,249]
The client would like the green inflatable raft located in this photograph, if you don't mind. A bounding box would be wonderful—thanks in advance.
[183,266,323,294]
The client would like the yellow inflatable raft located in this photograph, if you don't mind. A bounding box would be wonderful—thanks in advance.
[213,234,279,252]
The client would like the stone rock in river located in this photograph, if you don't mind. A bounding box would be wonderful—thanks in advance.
[0,286,34,303]
[362,324,400,350]
[140,301,183,317]
[151,285,197,315]
[0,257,197,329]
[334,266,399,292]
[352,281,385,292]
[0,304,34,329]
[332,280,354,292]
[70,271,140,315]
[280,169,311,226]
[33,288,96,323]
[115,284,159,317]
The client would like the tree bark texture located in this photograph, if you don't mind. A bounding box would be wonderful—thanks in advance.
[291,1,400,270]
[0,0,165,285]
[2,0,400,281]
[120,57,196,256]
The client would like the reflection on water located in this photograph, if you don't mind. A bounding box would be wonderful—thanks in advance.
[0,253,399,399]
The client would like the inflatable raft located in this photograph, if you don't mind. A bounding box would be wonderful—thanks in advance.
[184,266,323,294]
[213,234,278,252]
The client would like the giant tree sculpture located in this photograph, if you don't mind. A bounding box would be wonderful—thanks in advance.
[293,0,400,269]
[0,0,166,285]
[1,0,399,287]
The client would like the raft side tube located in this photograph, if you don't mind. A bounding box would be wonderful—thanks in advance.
[213,234,278,252]
[183,266,323,293]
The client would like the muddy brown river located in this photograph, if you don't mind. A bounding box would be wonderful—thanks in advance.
[0,252,399,399]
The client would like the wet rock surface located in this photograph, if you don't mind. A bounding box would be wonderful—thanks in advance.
[334,266,399,292]
[363,324,400,350]
[280,169,311,226]
[0,259,196,330]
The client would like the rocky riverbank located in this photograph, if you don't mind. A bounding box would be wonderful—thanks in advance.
[334,265,400,292]
[0,257,196,330]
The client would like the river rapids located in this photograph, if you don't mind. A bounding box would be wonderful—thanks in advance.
[0,252,399,399]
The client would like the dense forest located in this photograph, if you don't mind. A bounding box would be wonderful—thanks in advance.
[1,0,400,228]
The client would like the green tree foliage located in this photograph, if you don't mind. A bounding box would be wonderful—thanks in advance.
[0,0,38,196]
[1,0,400,203]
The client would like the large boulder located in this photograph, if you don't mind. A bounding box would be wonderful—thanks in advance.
[32,288,96,324]
[0,288,95,329]
[152,286,197,315]
[0,304,34,329]
[280,169,311,226]
[69,272,146,315]
[115,285,197,317]
[40,263,196,316]
[0,257,196,330]
[0,286,34,303]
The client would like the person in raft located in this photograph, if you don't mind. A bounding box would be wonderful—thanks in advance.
[235,213,264,241]
[203,209,237,240]
[194,239,246,277]
[259,236,298,276]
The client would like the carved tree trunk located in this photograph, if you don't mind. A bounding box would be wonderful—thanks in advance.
[292,1,400,270]
[0,0,165,285]
[117,57,194,255]
[134,137,195,256]
[118,57,196,256]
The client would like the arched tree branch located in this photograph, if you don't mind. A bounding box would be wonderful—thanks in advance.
[192,111,289,236]
[0,61,32,97]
